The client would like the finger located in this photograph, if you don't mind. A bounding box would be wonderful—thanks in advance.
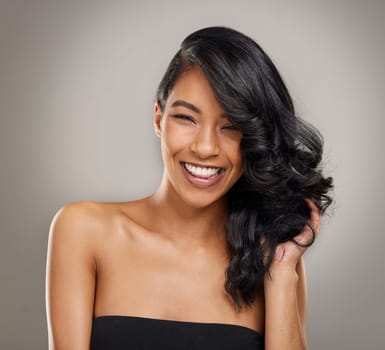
[291,223,316,248]
[290,199,320,248]
[273,245,286,262]
[304,198,321,233]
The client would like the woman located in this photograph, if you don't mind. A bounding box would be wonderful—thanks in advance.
[46,26,333,349]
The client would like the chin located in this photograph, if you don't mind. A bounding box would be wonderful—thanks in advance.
[177,191,226,210]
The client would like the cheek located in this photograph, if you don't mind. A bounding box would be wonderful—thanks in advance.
[222,140,243,169]
[161,121,191,155]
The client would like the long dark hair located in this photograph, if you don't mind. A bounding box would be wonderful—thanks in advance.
[156,26,333,311]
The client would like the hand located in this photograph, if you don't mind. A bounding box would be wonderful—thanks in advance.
[270,198,321,270]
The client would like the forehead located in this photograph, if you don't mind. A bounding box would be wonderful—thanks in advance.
[165,67,224,115]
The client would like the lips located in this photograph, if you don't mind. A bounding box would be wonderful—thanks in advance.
[180,162,225,188]
[183,162,223,178]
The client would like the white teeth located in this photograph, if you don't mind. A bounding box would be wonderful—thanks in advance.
[184,163,221,178]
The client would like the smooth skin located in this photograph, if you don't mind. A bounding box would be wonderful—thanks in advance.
[46,67,319,349]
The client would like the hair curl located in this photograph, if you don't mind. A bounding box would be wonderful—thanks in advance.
[156,26,333,311]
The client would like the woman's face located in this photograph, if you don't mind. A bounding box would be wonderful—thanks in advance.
[154,67,243,209]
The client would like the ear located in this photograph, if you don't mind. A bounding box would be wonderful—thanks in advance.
[154,100,163,138]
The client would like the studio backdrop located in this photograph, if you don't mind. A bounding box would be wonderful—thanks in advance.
[0,0,384,349]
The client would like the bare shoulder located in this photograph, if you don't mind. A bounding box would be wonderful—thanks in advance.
[46,201,114,349]
[48,199,151,258]
[46,199,152,348]
[49,201,106,240]
[51,200,105,224]
[50,200,126,232]
[47,201,121,258]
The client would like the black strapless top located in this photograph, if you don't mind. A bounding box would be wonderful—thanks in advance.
[90,315,264,349]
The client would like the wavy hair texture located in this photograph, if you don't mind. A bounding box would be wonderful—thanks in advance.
[156,26,334,311]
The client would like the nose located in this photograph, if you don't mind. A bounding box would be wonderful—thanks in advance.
[190,125,220,158]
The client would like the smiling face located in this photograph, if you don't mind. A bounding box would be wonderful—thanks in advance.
[154,66,243,209]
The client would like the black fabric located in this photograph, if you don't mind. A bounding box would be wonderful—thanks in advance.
[90,315,264,350]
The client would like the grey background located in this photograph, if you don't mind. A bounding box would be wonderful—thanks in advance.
[0,0,384,349]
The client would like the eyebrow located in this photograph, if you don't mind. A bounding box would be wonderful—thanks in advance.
[170,100,201,114]
[170,99,228,118]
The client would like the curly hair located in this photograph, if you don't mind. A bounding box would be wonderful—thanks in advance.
[156,26,334,311]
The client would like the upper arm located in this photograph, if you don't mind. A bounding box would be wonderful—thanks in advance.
[45,202,98,350]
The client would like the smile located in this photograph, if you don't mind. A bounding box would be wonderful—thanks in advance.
[180,162,225,188]
[182,162,223,178]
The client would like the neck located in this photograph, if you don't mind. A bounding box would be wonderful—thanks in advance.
[147,174,228,249]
